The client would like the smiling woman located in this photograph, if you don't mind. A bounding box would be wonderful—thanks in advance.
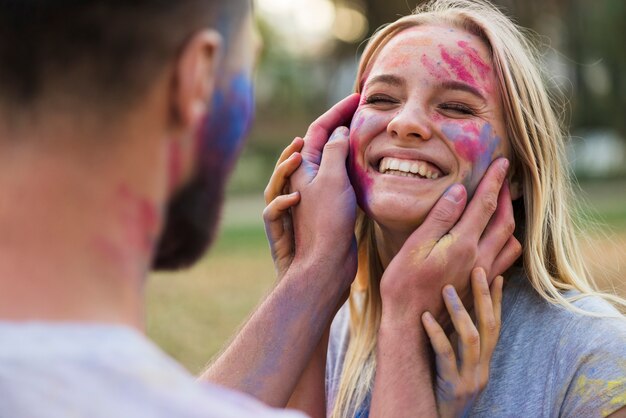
[323,0,626,417]
[262,0,626,417]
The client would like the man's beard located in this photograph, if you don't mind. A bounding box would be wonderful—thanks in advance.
[151,72,254,271]
[151,164,226,270]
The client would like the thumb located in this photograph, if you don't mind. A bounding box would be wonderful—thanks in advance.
[405,184,467,250]
[318,126,350,177]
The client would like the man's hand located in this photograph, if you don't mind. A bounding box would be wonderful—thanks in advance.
[379,158,520,327]
[203,95,360,410]
[287,94,361,287]
[370,158,521,418]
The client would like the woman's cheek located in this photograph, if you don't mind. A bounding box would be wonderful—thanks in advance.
[348,110,373,207]
[442,121,502,196]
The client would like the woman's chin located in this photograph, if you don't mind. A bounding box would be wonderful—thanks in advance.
[362,203,431,235]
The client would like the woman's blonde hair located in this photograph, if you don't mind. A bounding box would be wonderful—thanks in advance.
[330,0,626,416]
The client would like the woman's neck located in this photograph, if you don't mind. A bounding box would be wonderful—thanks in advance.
[373,223,416,269]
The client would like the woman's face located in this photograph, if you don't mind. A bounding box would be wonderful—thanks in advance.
[349,25,511,231]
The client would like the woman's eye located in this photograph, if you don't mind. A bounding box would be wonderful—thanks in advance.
[364,95,398,105]
[439,103,475,115]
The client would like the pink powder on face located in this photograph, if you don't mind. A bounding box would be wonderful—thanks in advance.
[442,122,487,163]
[349,110,374,205]
[439,45,477,86]
[457,41,491,80]
[386,53,412,69]
[454,136,487,163]
[421,54,451,80]
[461,123,480,137]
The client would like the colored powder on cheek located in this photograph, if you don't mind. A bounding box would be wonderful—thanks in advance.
[458,40,492,80]
[439,45,476,86]
[348,116,374,207]
[468,124,501,194]
[462,123,480,137]
[421,54,451,80]
[442,124,487,163]
[197,72,255,173]
[443,123,501,196]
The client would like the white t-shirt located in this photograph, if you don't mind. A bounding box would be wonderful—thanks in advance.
[0,323,307,418]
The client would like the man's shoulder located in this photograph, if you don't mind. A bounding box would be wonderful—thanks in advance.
[0,322,306,418]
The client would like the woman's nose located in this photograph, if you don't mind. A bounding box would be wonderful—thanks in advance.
[387,104,432,142]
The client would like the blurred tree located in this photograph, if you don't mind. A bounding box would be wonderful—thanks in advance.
[335,0,626,139]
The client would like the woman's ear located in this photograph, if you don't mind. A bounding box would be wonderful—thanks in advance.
[509,166,523,200]
[170,29,223,131]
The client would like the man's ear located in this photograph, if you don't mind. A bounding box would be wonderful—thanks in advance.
[171,29,222,130]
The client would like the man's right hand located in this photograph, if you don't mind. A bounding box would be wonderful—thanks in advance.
[287,94,361,288]
[379,158,521,328]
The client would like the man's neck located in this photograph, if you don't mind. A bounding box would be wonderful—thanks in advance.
[0,125,167,329]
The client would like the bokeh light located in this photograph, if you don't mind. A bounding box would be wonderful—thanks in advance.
[255,0,369,56]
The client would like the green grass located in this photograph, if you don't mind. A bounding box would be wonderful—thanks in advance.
[212,224,268,253]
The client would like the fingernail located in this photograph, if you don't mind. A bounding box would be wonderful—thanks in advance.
[500,158,510,171]
[423,311,434,323]
[477,269,488,284]
[444,184,464,204]
[329,126,349,141]
[444,285,456,299]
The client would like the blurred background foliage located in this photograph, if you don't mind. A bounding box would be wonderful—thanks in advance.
[230,0,626,195]
[147,0,626,373]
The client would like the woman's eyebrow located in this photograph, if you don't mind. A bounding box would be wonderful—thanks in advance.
[437,80,486,102]
[364,74,405,88]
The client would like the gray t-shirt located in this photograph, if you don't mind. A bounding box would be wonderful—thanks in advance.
[0,323,306,418]
[326,274,626,417]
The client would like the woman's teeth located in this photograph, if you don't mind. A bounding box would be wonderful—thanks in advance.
[378,157,440,180]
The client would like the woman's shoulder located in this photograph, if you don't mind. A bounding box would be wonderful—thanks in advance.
[479,274,626,417]
[503,271,624,327]
[502,273,625,350]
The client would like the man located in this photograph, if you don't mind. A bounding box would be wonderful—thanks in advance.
[0,1,361,416]
[0,1,515,417]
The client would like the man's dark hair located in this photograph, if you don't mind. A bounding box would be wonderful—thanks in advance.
[0,0,247,112]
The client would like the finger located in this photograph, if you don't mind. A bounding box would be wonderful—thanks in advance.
[443,285,480,377]
[317,126,351,178]
[404,184,467,256]
[263,192,301,243]
[475,181,515,276]
[471,268,499,365]
[491,275,504,326]
[422,311,459,381]
[263,192,301,223]
[301,94,360,166]
[275,137,305,169]
[264,153,303,204]
[451,158,510,243]
[489,236,522,279]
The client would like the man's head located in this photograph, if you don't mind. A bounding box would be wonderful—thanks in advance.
[0,0,257,270]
